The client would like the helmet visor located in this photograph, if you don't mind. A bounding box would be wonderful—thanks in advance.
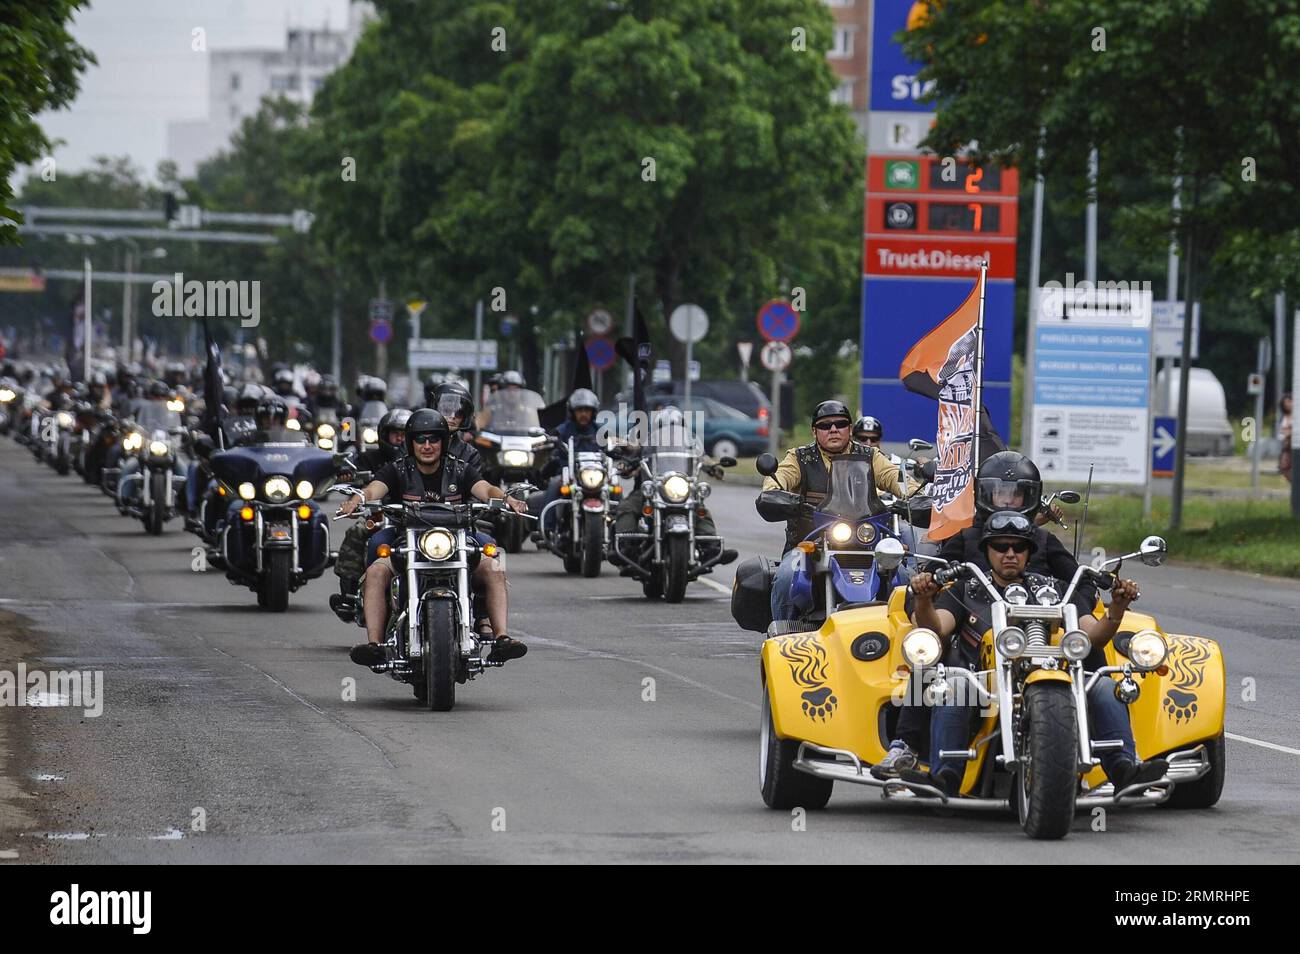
[976,477,1041,514]
[436,394,466,423]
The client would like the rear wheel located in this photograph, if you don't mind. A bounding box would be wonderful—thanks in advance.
[1016,682,1078,840]
[1161,731,1225,809]
[663,535,689,603]
[642,576,663,600]
[760,684,832,810]
[580,512,603,578]
[264,550,291,612]
[55,447,69,475]
[421,599,457,711]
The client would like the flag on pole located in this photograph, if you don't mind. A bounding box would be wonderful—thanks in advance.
[899,267,987,540]
[201,316,225,446]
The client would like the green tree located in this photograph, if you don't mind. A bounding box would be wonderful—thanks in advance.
[0,0,95,242]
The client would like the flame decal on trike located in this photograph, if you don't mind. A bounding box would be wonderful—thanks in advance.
[1163,636,1212,724]
[775,634,837,721]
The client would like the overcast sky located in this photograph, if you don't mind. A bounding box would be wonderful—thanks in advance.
[32,0,352,181]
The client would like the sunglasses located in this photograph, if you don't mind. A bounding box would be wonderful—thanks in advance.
[814,420,852,431]
[987,539,1031,554]
[856,434,882,443]
[411,434,441,445]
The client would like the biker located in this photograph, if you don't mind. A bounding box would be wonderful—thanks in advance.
[852,415,883,447]
[339,409,529,667]
[897,511,1168,796]
[429,380,482,462]
[352,408,410,473]
[536,388,602,534]
[236,394,307,445]
[117,380,184,506]
[760,400,907,622]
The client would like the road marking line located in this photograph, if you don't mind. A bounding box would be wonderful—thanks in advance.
[697,577,731,595]
[1225,731,1300,756]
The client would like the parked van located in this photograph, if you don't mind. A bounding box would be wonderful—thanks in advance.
[1154,367,1235,457]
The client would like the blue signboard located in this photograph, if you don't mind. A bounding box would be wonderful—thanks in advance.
[869,0,935,112]
[1152,416,1177,477]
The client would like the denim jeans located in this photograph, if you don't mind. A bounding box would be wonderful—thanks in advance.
[770,548,803,622]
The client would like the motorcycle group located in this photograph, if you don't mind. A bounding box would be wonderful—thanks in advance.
[0,362,1226,838]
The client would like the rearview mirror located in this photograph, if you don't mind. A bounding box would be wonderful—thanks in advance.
[719,456,737,468]
[908,438,934,452]
[755,452,778,477]
[1057,490,1081,504]
[1139,535,1167,567]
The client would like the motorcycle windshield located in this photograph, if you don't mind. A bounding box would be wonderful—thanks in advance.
[486,389,544,432]
[820,455,876,518]
[357,401,387,424]
[136,403,181,431]
[648,412,699,475]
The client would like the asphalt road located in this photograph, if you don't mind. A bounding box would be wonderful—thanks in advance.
[0,447,1297,863]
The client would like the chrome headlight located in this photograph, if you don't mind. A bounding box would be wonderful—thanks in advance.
[295,480,314,499]
[995,626,1027,659]
[315,423,336,439]
[264,477,292,502]
[504,449,534,468]
[1061,629,1092,661]
[149,440,169,457]
[57,411,74,428]
[661,474,690,503]
[856,523,878,545]
[362,427,378,445]
[902,628,943,668]
[419,529,456,561]
[1126,629,1169,670]
[579,467,605,490]
[696,480,711,500]
[285,417,301,431]
[238,482,256,500]
[829,521,853,545]
[874,536,905,571]
[0,389,15,402]
[123,432,144,452]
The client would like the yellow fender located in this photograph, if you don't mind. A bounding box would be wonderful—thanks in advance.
[1024,669,1072,685]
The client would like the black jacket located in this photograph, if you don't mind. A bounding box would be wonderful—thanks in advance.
[939,520,1097,607]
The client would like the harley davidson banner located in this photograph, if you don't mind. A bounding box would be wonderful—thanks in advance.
[899,269,985,540]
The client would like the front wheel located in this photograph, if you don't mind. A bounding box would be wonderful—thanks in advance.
[499,512,524,553]
[421,599,458,711]
[144,472,167,535]
[1161,731,1225,809]
[760,683,832,810]
[263,549,291,612]
[662,534,689,603]
[580,511,604,578]
[55,447,70,476]
[1015,682,1079,840]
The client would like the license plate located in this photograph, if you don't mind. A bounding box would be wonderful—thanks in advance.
[267,525,291,541]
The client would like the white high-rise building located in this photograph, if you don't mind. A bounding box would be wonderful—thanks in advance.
[167,2,373,177]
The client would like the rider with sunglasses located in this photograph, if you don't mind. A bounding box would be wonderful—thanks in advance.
[760,400,907,622]
[876,510,1166,795]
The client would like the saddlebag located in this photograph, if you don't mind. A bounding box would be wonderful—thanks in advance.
[731,555,776,633]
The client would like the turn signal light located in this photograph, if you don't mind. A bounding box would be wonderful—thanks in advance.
[1156,665,1169,676]
[218,485,227,497]
[377,544,392,558]
[240,506,254,521]
[610,485,622,494]
[560,485,572,496]
[697,507,708,516]
[483,544,499,557]
[297,505,311,520]
[642,505,653,516]
[797,541,816,553]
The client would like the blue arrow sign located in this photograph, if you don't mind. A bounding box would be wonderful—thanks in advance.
[1152,416,1177,477]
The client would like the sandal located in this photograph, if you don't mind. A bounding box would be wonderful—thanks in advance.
[349,643,386,667]
[487,635,528,663]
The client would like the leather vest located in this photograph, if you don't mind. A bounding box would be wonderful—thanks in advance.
[783,441,880,552]
[394,454,471,504]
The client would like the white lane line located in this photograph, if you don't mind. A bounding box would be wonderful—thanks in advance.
[697,577,731,595]
[1225,731,1300,756]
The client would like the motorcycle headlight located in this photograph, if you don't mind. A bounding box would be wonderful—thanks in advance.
[166,399,185,413]
[873,536,905,571]
[264,477,292,502]
[123,432,143,452]
[285,417,301,431]
[362,427,378,445]
[238,482,256,500]
[902,628,943,668]
[661,474,690,503]
[419,529,456,561]
[995,626,1027,659]
[295,480,314,499]
[579,467,605,490]
[316,423,335,439]
[149,440,169,457]
[317,438,334,450]
[1126,629,1169,670]
[0,389,15,402]
[1061,629,1092,661]
[57,411,74,428]
[829,521,853,545]
[503,449,533,468]
[856,523,878,545]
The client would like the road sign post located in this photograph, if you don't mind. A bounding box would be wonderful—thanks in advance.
[737,340,753,380]
[760,340,793,456]
[1250,338,1270,495]
[669,303,709,410]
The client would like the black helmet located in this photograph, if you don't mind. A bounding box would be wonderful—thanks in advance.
[500,370,525,388]
[357,375,387,402]
[378,408,411,447]
[568,387,599,414]
[405,408,449,456]
[236,382,262,415]
[812,400,851,425]
[147,380,169,399]
[975,451,1042,519]
[222,384,238,408]
[272,367,295,396]
[853,415,883,441]
[430,381,474,426]
[318,375,339,402]
[978,510,1039,554]
[255,394,288,430]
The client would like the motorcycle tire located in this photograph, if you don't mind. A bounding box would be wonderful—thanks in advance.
[663,535,689,604]
[580,512,603,578]
[145,472,167,536]
[1015,681,1078,840]
[264,550,291,613]
[421,599,457,712]
[1160,731,1225,810]
[500,513,524,554]
[760,685,832,810]
[55,451,69,476]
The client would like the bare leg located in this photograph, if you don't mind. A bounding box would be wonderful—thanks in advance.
[474,558,508,636]
[363,562,392,644]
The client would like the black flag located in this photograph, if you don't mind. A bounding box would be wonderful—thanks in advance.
[615,303,652,441]
[201,316,225,446]
[538,327,595,431]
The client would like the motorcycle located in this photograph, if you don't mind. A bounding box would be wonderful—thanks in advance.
[115,418,187,535]
[757,534,1226,838]
[538,437,616,577]
[41,399,76,475]
[0,378,19,435]
[332,489,512,710]
[208,440,336,611]
[612,435,735,602]
[477,388,552,552]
